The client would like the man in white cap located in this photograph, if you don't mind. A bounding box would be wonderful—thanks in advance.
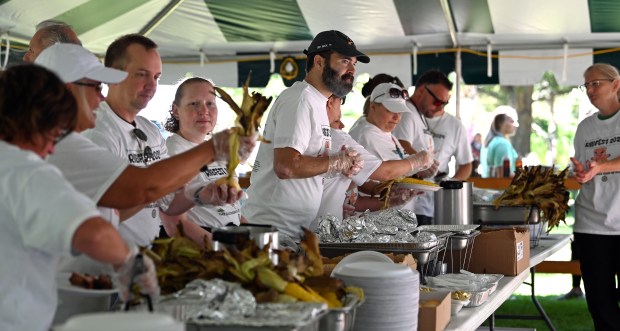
[242,30,365,246]
[36,43,251,247]
[349,82,434,213]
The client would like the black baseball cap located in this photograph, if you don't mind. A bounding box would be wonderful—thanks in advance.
[303,30,370,63]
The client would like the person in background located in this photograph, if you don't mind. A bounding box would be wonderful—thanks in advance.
[82,34,253,246]
[570,62,620,329]
[243,30,365,246]
[0,65,157,331]
[558,240,584,300]
[316,94,428,223]
[22,19,81,63]
[393,70,471,225]
[349,83,435,213]
[480,107,519,178]
[471,133,482,177]
[162,77,248,240]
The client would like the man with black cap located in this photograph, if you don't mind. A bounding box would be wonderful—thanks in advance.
[243,30,367,247]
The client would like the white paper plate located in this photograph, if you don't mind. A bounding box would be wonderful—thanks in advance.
[56,272,117,296]
[394,182,442,192]
[333,261,413,279]
[331,251,392,277]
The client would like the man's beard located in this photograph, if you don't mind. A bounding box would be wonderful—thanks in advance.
[322,62,353,98]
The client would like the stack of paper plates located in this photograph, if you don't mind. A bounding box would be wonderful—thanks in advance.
[334,260,419,331]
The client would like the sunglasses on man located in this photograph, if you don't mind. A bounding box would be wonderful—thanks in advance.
[132,128,154,164]
[373,87,409,102]
[424,85,449,107]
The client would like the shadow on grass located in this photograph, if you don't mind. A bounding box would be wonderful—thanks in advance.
[481,294,593,331]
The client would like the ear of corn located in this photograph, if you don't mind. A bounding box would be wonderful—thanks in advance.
[213,73,272,190]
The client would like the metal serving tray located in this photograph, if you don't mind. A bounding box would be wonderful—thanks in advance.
[473,203,540,225]
[416,225,479,235]
[319,240,439,256]
[448,230,481,251]
[319,292,364,331]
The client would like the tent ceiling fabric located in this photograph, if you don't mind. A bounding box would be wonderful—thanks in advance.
[2,0,620,86]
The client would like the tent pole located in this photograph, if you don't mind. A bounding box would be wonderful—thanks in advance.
[455,49,461,119]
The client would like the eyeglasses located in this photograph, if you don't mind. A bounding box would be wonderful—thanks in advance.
[424,85,449,107]
[73,81,103,93]
[132,128,153,164]
[373,88,409,102]
[579,79,614,91]
[52,129,71,146]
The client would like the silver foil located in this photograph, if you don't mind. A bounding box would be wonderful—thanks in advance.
[157,279,256,321]
[191,302,327,328]
[317,208,419,243]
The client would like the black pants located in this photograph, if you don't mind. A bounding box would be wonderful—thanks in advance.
[570,239,582,288]
[574,233,620,331]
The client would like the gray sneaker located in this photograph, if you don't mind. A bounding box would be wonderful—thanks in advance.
[557,288,584,300]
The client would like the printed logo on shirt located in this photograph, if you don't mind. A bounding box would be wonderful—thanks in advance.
[253,160,261,173]
[202,166,228,178]
[216,206,241,216]
[319,124,332,157]
[128,148,161,164]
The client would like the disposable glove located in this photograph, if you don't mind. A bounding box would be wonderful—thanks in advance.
[327,146,364,178]
[416,159,440,179]
[387,187,422,208]
[186,182,244,206]
[342,187,359,219]
[115,245,159,302]
[406,150,434,174]
[212,129,258,163]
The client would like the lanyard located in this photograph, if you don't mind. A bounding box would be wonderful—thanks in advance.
[391,136,404,159]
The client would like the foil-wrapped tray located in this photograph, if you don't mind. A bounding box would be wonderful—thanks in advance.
[187,302,327,331]
[320,240,438,253]
[320,292,364,331]
[416,224,480,235]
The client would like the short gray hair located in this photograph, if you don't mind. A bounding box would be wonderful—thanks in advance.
[35,19,81,47]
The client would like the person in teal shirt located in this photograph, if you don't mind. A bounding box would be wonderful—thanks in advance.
[481,109,519,177]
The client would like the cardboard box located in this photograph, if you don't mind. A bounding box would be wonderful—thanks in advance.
[418,291,451,331]
[467,226,530,276]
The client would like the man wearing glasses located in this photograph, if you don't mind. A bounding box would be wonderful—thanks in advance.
[393,70,473,225]
[243,30,365,248]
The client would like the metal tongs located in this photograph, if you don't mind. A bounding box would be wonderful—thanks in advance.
[123,254,153,312]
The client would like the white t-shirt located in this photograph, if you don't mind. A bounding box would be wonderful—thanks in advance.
[243,81,332,240]
[48,132,129,227]
[316,129,382,221]
[413,113,473,217]
[392,102,434,152]
[348,117,415,211]
[574,111,620,234]
[0,142,100,331]
[166,133,241,227]
[83,101,168,246]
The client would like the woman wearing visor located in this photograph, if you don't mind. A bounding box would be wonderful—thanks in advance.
[349,83,435,212]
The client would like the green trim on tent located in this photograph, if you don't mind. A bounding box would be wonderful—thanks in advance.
[461,51,498,84]
[411,52,456,84]
[54,0,150,35]
[237,56,306,87]
[593,49,620,69]
[206,0,312,42]
[589,0,620,32]
[452,0,494,33]
[0,0,11,7]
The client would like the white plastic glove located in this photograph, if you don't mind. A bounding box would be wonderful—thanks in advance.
[327,146,364,178]
[343,187,358,219]
[115,245,159,302]
[416,159,440,179]
[212,129,258,163]
[388,187,422,208]
[406,150,434,174]
[187,182,244,206]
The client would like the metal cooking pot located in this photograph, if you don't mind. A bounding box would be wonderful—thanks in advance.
[240,223,279,264]
[434,180,473,225]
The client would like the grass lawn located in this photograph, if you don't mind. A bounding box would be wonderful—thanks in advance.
[481,216,595,330]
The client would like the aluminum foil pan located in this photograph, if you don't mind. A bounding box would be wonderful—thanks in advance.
[189,302,327,329]
[416,224,480,235]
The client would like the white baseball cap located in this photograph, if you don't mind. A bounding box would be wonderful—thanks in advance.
[35,43,127,84]
[370,83,410,114]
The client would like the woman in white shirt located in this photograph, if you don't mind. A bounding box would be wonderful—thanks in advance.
[161,78,247,238]
[0,65,157,331]
[349,83,436,212]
